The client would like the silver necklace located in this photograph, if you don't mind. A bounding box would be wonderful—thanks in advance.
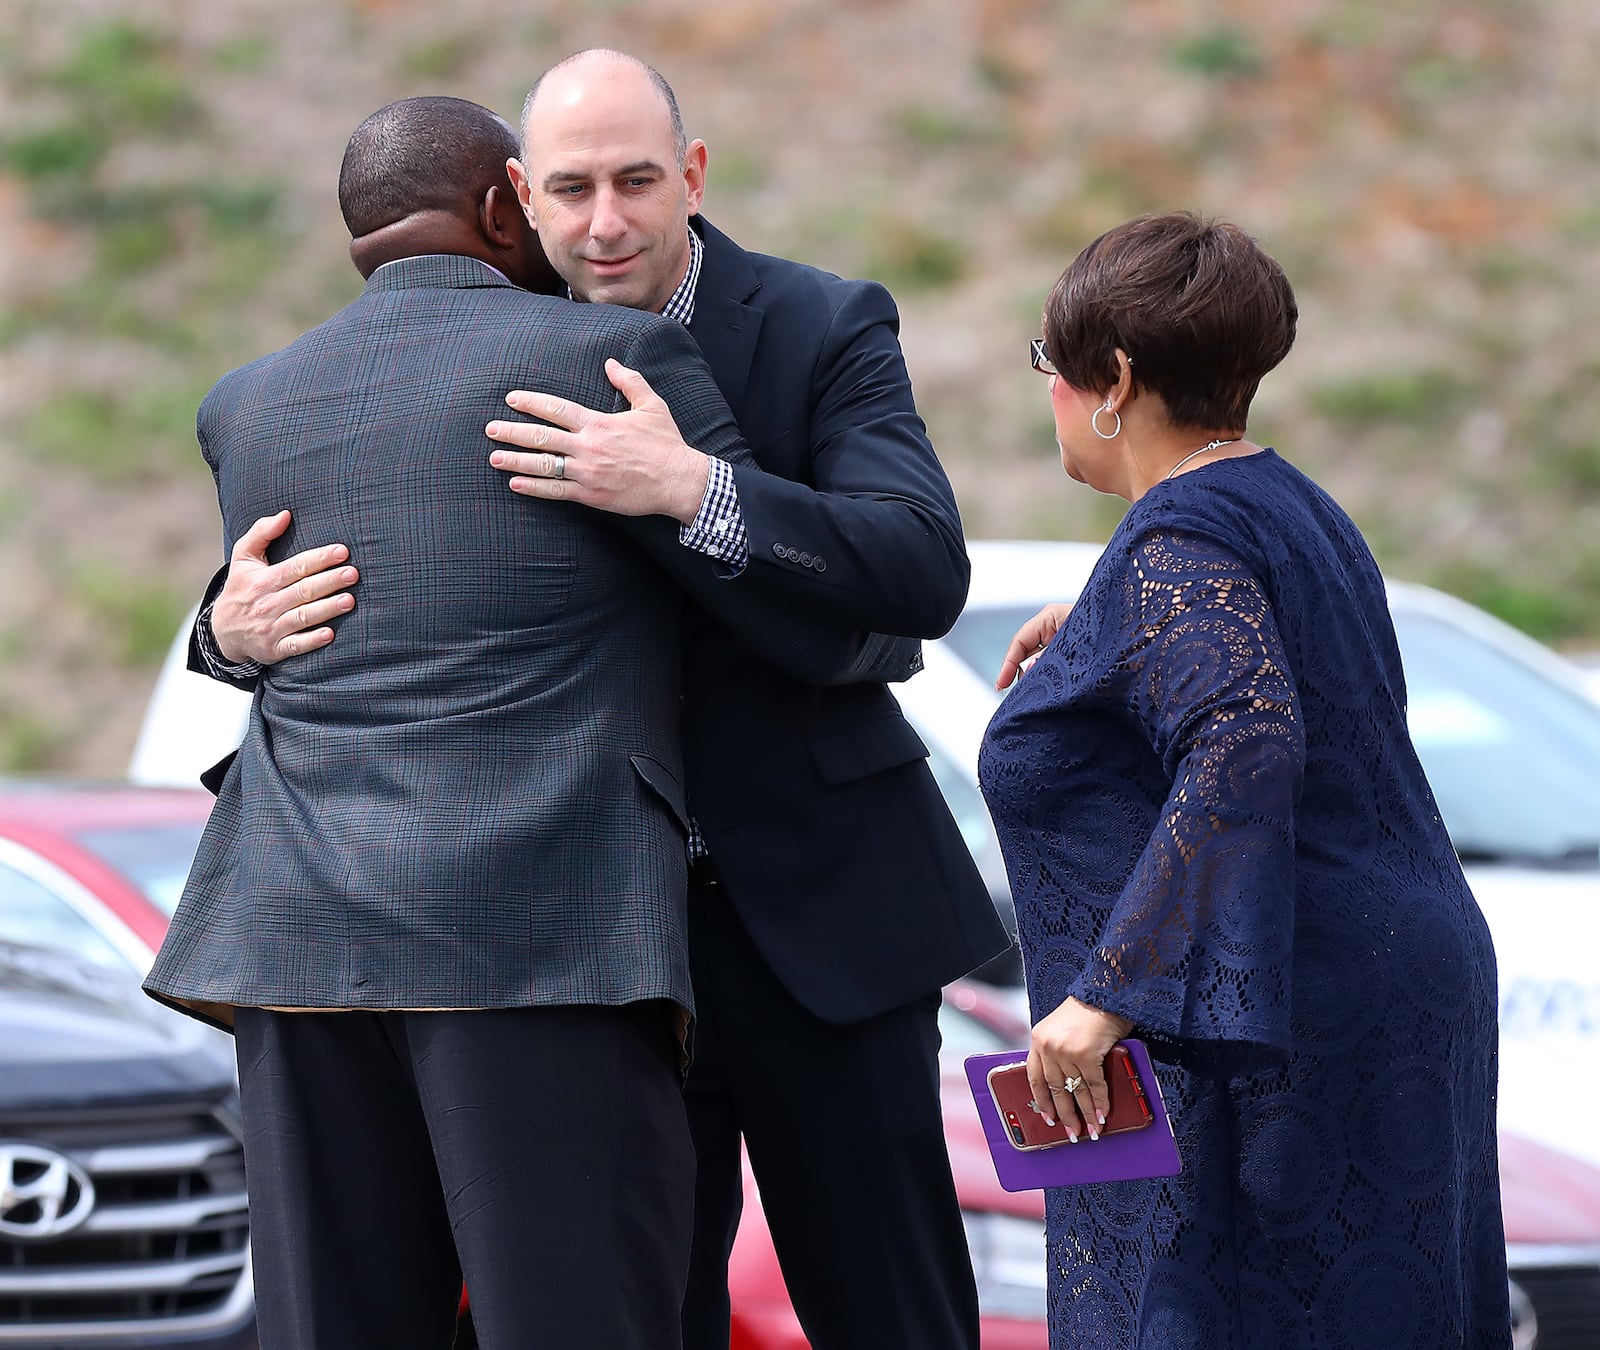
[1164,436,1242,481]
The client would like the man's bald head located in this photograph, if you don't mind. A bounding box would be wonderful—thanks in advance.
[520,49,687,167]
[339,96,522,237]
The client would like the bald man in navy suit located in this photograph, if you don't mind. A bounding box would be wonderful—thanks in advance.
[192,57,1008,1350]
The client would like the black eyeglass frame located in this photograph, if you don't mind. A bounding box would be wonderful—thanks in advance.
[1029,338,1057,376]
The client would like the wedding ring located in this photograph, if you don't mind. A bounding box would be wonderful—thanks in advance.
[1062,1075,1085,1093]
[551,454,566,480]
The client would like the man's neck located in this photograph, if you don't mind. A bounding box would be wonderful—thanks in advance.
[350,211,495,279]
[655,227,703,325]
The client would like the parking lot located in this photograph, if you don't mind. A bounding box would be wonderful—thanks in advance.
[4,540,1600,1347]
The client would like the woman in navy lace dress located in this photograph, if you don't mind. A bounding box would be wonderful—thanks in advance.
[978,214,1510,1348]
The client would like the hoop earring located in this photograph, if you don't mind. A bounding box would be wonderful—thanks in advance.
[1092,404,1121,440]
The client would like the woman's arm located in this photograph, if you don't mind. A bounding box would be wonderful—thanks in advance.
[1050,526,1307,1081]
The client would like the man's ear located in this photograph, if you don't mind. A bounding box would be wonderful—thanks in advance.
[683,139,708,218]
[506,157,537,226]
[480,184,518,249]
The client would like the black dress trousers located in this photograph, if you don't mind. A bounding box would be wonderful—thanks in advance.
[233,1002,694,1350]
[679,868,981,1350]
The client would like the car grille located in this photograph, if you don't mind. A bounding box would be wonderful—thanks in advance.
[0,1103,252,1342]
[1507,1246,1600,1350]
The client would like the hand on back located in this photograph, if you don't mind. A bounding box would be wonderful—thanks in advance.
[213,510,358,665]
[486,359,711,523]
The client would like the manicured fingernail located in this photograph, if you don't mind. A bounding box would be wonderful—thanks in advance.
[1088,1129,1100,1141]
[1043,1115,1056,1127]
[490,451,506,465]
[1097,1112,1107,1126]
[1066,1130,1078,1143]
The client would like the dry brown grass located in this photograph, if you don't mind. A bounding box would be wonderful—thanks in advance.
[4,0,1600,773]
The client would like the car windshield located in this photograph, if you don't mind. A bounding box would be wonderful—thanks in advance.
[943,606,1045,690]
[0,856,140,973]
[943,601,1600,870]
[70,822,207,917]
[1393,609,1600,866]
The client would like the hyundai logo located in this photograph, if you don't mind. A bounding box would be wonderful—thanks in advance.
[0,1142,96,1241]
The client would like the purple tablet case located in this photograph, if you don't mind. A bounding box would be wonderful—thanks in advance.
[964,1039,1182,1192]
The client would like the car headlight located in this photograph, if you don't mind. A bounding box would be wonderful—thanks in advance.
[961,1209,1046,1321]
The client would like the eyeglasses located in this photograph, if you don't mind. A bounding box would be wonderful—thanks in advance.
[1029,339,1057,376]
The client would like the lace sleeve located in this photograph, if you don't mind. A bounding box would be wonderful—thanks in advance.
[1070,528,1306,1077]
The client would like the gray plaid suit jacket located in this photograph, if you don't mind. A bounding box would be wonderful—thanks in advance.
[147,253,868,1026]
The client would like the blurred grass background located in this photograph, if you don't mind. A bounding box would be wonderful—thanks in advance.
[3,0,1599,773]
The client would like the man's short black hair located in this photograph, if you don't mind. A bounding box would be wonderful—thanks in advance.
[339,96,521,237]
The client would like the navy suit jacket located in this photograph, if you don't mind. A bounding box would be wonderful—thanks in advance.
[679,220,1008,1022]
[149,255,907,1028]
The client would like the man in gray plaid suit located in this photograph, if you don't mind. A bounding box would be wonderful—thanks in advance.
[146,97,909,1350]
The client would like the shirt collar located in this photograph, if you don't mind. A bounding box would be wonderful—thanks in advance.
[368,255,513,283]
[658,227,703,327]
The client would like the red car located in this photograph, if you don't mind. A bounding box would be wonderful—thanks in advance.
[0,779,213,972]
[730,978,1600,1349]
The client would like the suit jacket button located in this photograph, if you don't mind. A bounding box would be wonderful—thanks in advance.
[786,547,801,562]
[813,557,827,572]
[799,552,813,567]
[772,541,787,558]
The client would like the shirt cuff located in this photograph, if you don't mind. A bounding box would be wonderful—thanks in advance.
[195,600,264,680]
[679,457,749,573]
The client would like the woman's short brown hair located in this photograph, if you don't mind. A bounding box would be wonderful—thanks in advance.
[1042,213,1298,432]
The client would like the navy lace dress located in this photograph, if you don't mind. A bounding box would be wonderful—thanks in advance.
[978,451,1510,1349]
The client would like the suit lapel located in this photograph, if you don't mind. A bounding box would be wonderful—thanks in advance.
[687,218,762,416]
